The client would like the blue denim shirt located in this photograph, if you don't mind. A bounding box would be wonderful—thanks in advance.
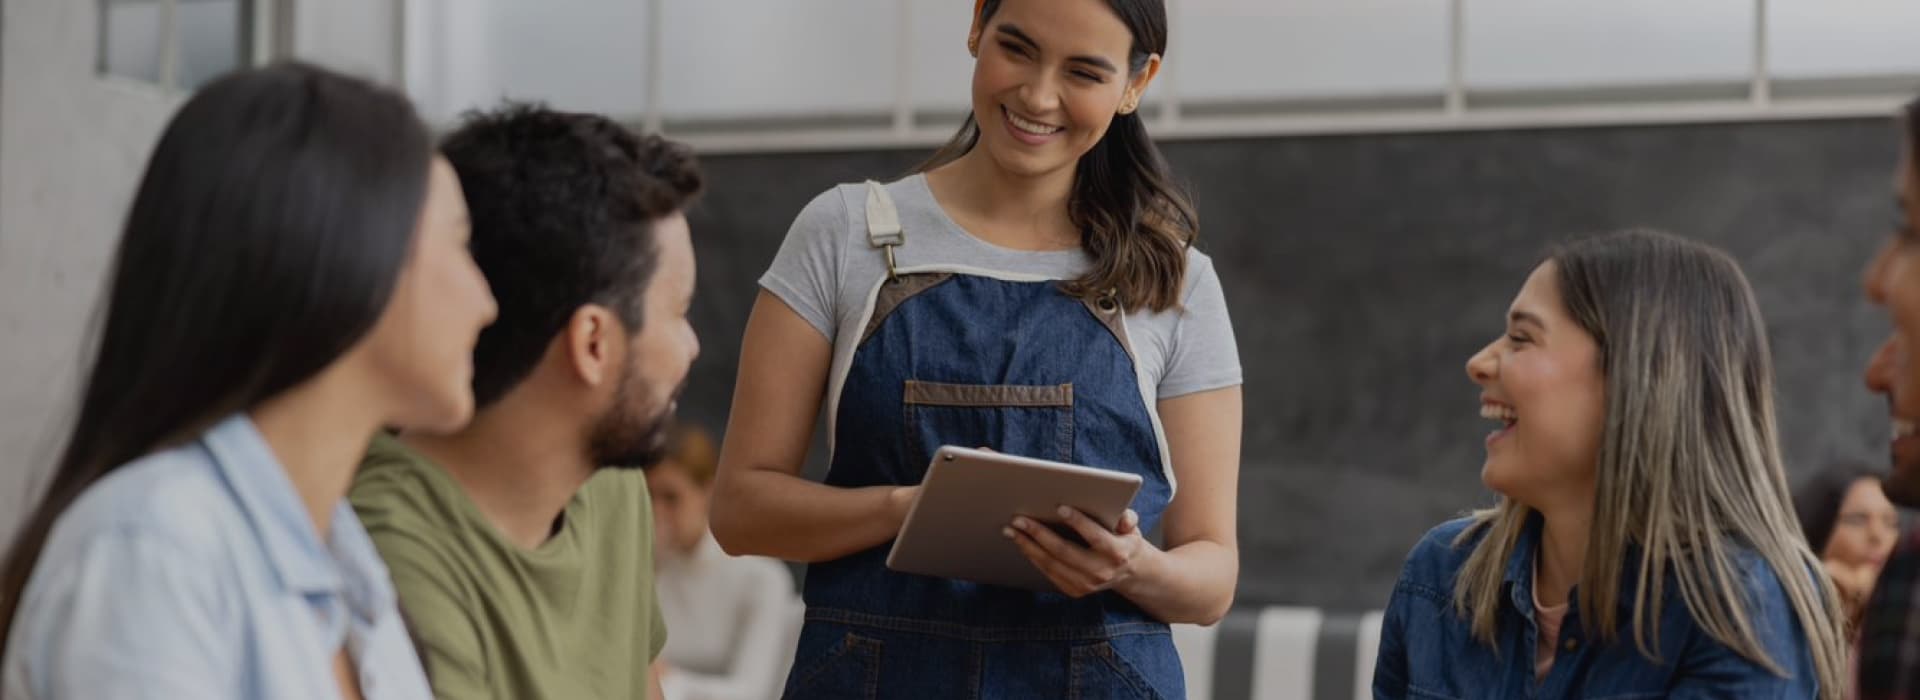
[2,415,432,699]
[1372,515,1820,699]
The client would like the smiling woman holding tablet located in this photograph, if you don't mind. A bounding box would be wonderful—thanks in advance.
[708,0,1242,697]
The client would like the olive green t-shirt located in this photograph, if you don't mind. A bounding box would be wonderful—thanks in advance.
[351,435,665,699]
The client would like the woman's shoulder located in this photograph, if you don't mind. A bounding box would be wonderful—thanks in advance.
[1178,246,1220,299]
[1648,541,1811,610]
[1661,542,1817,635]
[1646,543,1825,691]
[780,177,939,264]
[48,441,243,561]
[794,175,930,224]
[789,182,861,232]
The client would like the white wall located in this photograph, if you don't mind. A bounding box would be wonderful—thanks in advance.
[0,0,182,542]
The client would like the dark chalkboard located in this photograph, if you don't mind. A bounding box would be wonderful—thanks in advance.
[677,117,1900,611]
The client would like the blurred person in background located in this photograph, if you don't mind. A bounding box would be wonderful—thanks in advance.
[648,422,799,700]
[1796,462,1900,632]
[1853,96,1920,700]
[1798,462,1899,700]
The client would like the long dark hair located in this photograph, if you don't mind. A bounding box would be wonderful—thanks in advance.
[1794,462,1888,555]
[0,62,434,654]
[920,0,1196,313]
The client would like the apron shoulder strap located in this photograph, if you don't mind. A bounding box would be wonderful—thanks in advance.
[864,180,904,248]
[864,180,904,279]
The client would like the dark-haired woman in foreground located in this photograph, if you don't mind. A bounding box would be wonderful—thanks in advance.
[0,63,496,699]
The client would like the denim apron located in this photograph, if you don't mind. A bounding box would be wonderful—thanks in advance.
[781,181,1183,699]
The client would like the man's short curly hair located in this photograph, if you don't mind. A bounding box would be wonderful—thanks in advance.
[441,103,703,408]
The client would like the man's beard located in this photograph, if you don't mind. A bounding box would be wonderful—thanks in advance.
[587,362,686,470]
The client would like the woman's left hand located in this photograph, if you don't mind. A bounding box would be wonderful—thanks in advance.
[1006,506,1155,598]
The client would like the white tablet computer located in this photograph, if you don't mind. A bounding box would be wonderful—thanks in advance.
[885,445,1143,593]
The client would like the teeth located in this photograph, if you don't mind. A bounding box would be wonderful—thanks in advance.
[1006,110,1061,135]
[1897,419,1916,440]
[1480,404,1516,424]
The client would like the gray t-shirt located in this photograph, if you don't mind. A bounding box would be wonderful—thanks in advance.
[759,173,1242,401]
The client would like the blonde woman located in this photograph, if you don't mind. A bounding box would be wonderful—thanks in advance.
[1373,229,1848,698]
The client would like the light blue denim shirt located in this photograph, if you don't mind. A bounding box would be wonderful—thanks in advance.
[3,415,432,699]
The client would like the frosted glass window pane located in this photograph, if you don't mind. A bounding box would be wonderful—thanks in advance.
[177,0,245,90]
[483,1,652,118]
[1176,0,1448,102]
[1771,0,1920,78]
[1466,0,1752,89]
[659,0,897,119]
[101,1,165,84]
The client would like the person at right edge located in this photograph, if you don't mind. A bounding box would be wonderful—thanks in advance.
[708,0,1243,697]
[1855,95,1920,700]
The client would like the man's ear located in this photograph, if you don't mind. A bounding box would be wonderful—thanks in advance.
[564,304,621,387]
